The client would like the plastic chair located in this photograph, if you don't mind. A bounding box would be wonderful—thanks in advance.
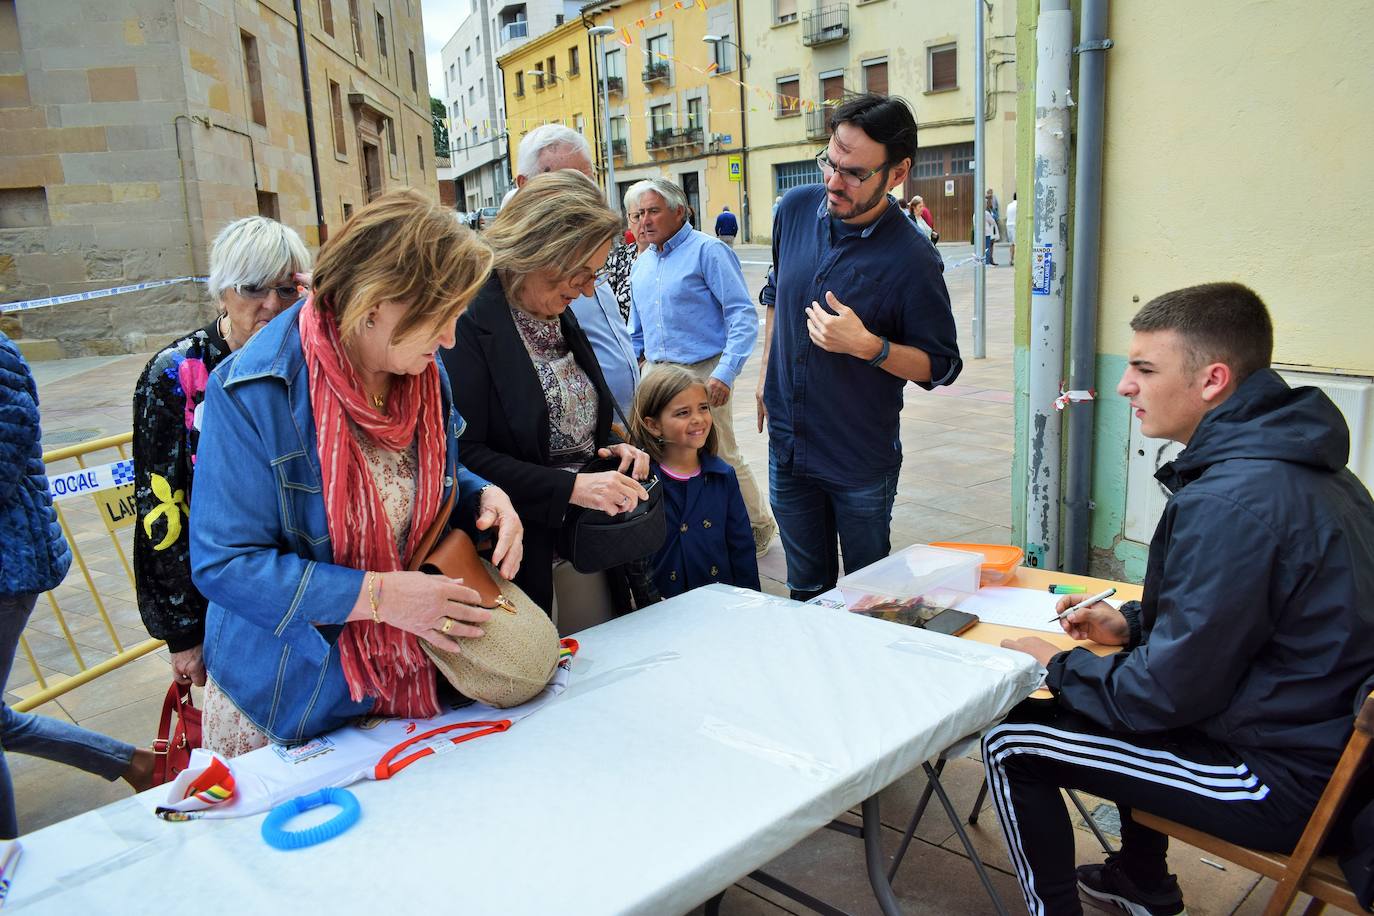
[1132,689,1374,916]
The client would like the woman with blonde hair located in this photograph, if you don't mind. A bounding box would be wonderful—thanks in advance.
[190,189,522,753]
[443,170,655,623]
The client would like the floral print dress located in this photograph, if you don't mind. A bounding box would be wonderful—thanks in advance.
[132,320,228,653]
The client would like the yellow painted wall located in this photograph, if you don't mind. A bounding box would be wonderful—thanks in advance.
[1095,1,1374,373]
[499,21,597,172]
[741,0,1018,242]
[583,0,746,230]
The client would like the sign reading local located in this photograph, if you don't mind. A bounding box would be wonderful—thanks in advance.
[48,459,136,502]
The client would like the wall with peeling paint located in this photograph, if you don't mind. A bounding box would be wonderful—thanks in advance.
[1013,0,1374,580]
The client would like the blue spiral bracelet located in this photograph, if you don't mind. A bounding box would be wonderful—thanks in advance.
[261,787,361,850]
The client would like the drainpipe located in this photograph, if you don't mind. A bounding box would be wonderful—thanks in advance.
[1063,0,1112,572]
[292,0,328,243]
[971,0,986,359]
[734,0,749,243]
[1023,0,1072,569]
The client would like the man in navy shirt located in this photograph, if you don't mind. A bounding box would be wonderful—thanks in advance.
[758,94,961,600]
[714,205,739,247]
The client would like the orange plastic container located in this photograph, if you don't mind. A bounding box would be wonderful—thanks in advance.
[928,542,1024,586]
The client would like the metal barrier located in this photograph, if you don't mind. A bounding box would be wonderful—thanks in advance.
[14,432,164,713]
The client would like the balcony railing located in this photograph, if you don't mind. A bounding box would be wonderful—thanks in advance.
[642,61,670,85]
[646,127,703,151]
[805,107,831,139]
[500,20,528,44]
[600,75,624,94]
[802,4,849,46]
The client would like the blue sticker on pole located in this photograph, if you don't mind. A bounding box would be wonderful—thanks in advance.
[1031,245,1053,295]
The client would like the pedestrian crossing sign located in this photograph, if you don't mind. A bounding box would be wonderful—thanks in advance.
[728,156,742,181]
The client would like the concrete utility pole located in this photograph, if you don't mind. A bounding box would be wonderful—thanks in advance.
[1024,0,1073,569]
[972,0,987,359]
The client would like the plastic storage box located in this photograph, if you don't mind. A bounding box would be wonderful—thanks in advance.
[837,545,983,612]
[928,542,1025,586]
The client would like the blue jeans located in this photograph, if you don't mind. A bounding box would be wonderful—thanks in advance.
[768,454,899,601]
[0,594,135,838]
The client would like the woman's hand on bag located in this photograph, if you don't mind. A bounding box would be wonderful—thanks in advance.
[170,645,207,687]
[570,468,649,516]
[475,485,523,580]
[365,571,492,653]
[599,443,650,480]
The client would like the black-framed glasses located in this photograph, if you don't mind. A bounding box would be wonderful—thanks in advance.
[815,149,888,188]
[235,281,300,301]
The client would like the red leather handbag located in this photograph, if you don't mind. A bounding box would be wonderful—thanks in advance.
[152,681,202,786]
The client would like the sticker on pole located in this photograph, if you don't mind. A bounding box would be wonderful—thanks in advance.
[1031,245,1053,295]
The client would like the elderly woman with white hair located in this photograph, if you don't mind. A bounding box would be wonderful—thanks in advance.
[133,215,311,688]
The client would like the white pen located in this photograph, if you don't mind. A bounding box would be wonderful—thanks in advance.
[1048,586,1117,623]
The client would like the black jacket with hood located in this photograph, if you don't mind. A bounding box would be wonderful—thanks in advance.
[1045,369,1374,806]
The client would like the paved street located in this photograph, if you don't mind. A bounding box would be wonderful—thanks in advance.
[8,241,1292,914]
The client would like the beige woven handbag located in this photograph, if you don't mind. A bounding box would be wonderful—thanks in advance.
[410,511,560,708]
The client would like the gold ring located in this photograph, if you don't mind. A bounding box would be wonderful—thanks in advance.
[440,617,455,634]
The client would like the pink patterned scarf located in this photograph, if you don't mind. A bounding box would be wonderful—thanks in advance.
[298,296,447,718]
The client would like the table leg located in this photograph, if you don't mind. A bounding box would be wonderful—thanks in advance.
[888,757,945,882]
[861,795,905,916]
[923,762,1011,916]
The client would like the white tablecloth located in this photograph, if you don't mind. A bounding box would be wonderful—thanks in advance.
[9,586,1040,915]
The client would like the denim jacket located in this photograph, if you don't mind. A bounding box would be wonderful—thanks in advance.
[189,302,488,744]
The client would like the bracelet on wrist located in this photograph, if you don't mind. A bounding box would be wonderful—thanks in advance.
[367,572,382,624]
[867,336,891,368]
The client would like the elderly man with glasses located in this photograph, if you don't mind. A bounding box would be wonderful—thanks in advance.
[757,93,961,601]
[629,178,777,557]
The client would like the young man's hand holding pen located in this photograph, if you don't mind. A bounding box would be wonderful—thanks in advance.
[1052,589,1131,647]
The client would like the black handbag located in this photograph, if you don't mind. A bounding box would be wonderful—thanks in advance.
[556,398,666,573]
[558,455,665,573]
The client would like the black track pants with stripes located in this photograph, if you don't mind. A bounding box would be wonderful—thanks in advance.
[981,700,1312,916]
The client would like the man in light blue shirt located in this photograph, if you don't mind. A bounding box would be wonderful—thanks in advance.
[571,282,637,412]
[509,125,639,411]
[630,178,775,555]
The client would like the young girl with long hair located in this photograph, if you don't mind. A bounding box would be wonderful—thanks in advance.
[630,366,760,599]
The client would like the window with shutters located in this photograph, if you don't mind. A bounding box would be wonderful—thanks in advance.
[319,0,335,37]
[774,0,797,24]
[775,76,800,117]
[928,43,957,92]
[569,46,580,76]
[863,58,888,96]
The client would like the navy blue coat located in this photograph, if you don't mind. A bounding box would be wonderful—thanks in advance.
[1046,369,1374,802]
[0,333,71,597]
[650,455,760,598]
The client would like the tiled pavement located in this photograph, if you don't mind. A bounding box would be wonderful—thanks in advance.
[10,243,1310,914]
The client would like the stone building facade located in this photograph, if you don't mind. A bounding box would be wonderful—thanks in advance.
[0,0,436,357]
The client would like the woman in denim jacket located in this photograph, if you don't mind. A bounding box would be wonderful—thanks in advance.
[189,191,524,752]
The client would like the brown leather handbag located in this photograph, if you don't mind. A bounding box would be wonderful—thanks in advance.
[408,487,560,708]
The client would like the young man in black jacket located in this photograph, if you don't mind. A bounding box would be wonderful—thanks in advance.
[986,282,1374,916]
